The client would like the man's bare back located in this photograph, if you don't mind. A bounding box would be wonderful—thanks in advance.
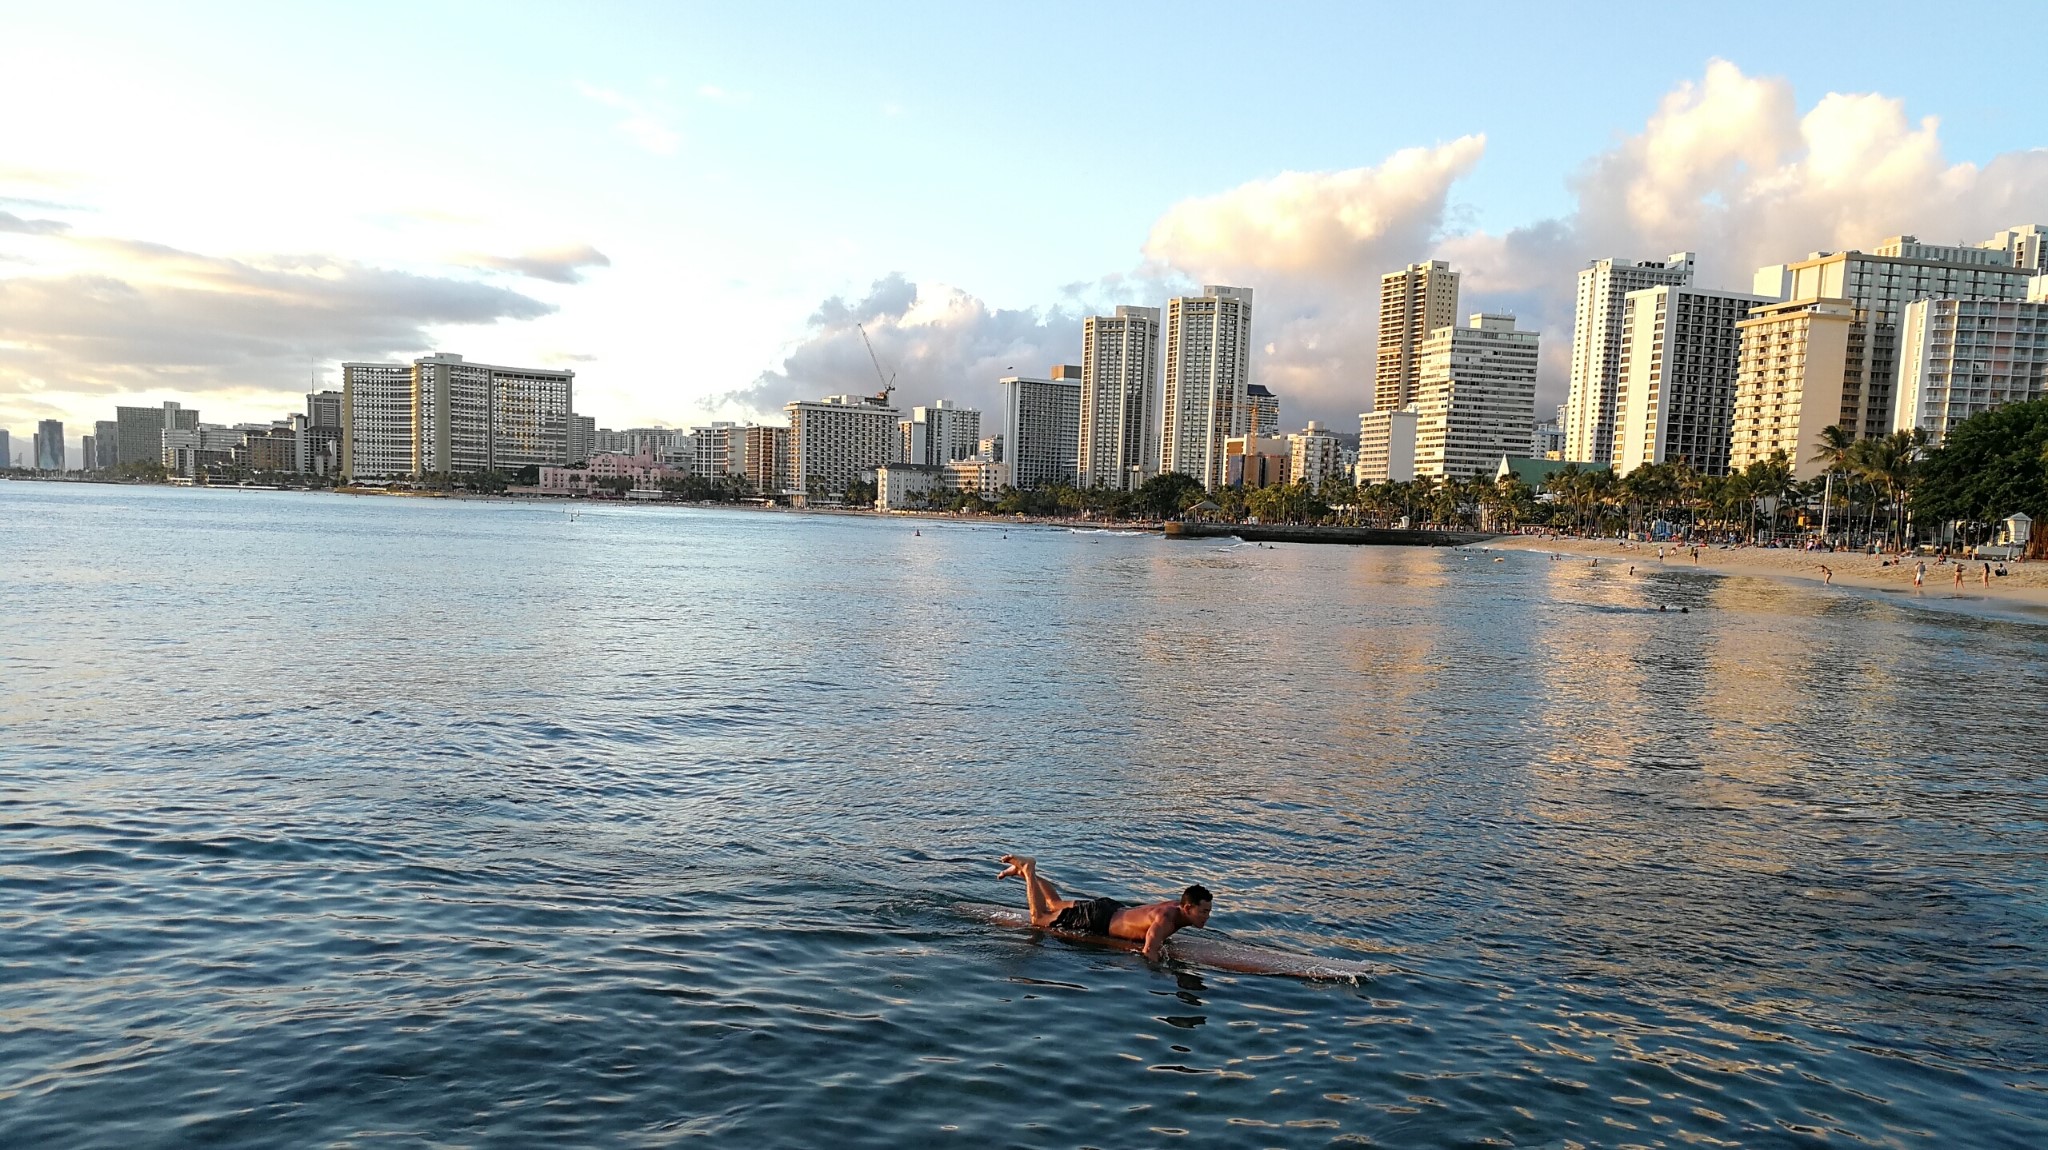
[997,854,1212,962]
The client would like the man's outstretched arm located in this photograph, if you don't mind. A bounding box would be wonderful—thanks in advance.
[1141,916,1176,962]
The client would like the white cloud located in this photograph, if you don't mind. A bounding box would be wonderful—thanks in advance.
[0,227,555,429]
[463,243,613,284]
[578,83,681,156]
[716,273,1080,421]
[748,61,2048,433]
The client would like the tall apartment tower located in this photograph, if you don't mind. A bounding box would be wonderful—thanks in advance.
[1734,231,2041,472]
[1411,314,1540,480]
[93,420,119,468]
[33,419,65,471]
[1078,305,1160,490]
[341,355,573,480]
[1613,285,1770,477]
[690,422,745,478]
[1376,261,1460,411]
[1894,297,2048,445]
[742,424,791,495]
[1001,367,1082,490]
[783,395,900,504]
[1562,253,1694,464]
[1246,384,1279,436]
[341,363,415,480]
[905,400,981,466]
[0,429,10,469]
[114,402,198,472]
[1161,285,1255,490]
[1729,299,1856,479]
[566,414,595,464]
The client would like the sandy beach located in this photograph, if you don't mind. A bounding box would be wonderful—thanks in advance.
[1488,533,2048,610]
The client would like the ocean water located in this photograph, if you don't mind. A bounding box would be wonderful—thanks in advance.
[2,481,2044,1149]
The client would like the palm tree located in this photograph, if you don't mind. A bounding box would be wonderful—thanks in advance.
[1810,424,1856,542]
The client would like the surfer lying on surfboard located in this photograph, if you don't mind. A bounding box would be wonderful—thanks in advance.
[997,854,1211,961]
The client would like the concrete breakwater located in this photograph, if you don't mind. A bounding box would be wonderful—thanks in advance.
[1164,521,1495,546]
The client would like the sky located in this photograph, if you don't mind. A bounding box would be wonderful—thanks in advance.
[4,1,2047,464]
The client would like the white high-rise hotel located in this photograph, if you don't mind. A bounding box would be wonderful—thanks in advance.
[341,353,573,480]
[1564,253,1694,464]
[1160,285,1254,490]
[1412,314,1540,480]
[1732,231,2040,478]
[1613,285,1770,476]
[783,394,900,504]
[1078,305,1160,490]
[1001,367,1082,491]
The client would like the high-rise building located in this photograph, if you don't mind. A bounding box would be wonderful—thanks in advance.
[80,434,98,470]
[1376,261,1460,411]
[784,395,900,504]
[33,420,64,471]
[1529,410,1564,459]
[1982,224,2047,272]
[1743,232,2038,447]
[340,363,415,480]
[566,414,595,464]
[1000,367,1082,490]
[1357,407,1418,484]
[905,400,981,466]
[342,355,573,480]
[0,429,11,469]
[91,420,118,468]
[1288,421,1343,489]
[1562,253,1695,464]
[162,424,244,477]
[1247,384,1279,437]
[412,353,573,475]
[593,427,691,465]
[306,390,344,429]
[1730,299,1856,479]
[1079,305,1160,490]
[1613,285,1771,476]
[741,424,790,495]
[690,422,744,478]
[1894,298,2048,445]
[115,402,198,472]
[1412,314,1540,481]
[1161,285,1255,489]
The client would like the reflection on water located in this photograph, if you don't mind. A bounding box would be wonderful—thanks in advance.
[2,482,2045,1148]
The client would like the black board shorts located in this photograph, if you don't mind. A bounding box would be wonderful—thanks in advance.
[1051,897,1124,936]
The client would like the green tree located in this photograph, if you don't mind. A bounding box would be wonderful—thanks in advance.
[1134,471,1206,519]
[1913,399,2048,556]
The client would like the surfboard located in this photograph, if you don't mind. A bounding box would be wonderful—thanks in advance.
[970,904,1377,982]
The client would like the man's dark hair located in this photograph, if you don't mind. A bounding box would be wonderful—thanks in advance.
[1182,884,1213,906]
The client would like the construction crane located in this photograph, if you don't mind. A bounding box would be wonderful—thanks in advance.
[856,323,896,405]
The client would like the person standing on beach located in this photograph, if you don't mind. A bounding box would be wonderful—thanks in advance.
[1820,565,1833,586]
[1914,561,1926,592]
[1954,564,1965,589]
[1984,562,1993,587]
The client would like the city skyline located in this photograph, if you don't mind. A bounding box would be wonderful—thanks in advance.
[6,5,2048,460]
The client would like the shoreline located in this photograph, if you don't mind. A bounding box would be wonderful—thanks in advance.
[1486,534,2048,610]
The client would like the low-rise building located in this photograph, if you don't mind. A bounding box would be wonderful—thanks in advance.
[1224,433,1291,488]
[876,463,947,510]
[945,457,1010,501]
[538,450,680,495]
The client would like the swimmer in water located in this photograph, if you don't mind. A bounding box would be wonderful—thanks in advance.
[997,854,1212,962]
